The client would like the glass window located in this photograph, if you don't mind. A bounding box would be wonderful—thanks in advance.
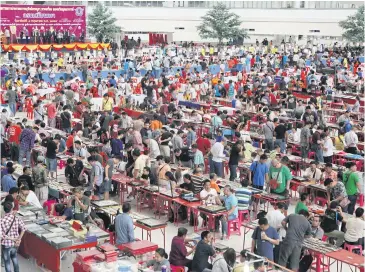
[235,1,243,8]
[300,1,305,8]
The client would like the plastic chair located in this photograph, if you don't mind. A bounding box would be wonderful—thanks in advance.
[170,265,185,272]
[344,243,362,255]
[308,151,316,159]
[227,217,241,238]
[356,160,364,172]
[337,158,346,166]
[238,209,250,224]
[108,231,116,245]
[314,197,327,207]
[357,194,364,207]
[311,253,330,272]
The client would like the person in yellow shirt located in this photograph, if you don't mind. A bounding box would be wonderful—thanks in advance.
[334,130,345,151]
[201,48,205,56]
[209,47,214,55]
[16,77,23,87]
[102,93,113,112]
[209,173,221,193]
[57,57,64,68]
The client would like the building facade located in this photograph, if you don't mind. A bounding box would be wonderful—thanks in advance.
[26,1,364,43]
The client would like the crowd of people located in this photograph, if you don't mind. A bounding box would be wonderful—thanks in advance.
[1,39,364,272]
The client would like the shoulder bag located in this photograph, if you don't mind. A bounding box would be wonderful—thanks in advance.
[269,166,283,190]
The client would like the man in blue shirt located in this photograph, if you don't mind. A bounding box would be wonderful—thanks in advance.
[252,217,280,261]
[220,185,238,239]
[115,203,135,245]
[1,167,17,192]
[108,75,117,87]
[249,154,269,190]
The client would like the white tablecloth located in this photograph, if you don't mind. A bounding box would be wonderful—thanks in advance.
[130,94,146,104]
[36,88,56,96]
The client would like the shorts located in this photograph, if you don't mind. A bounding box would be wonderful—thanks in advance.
[46,158,57,172]
[103,179,112,191]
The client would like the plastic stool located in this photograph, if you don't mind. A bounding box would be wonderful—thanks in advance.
[308,151,316,159]
[314,197,327,207]
[58,159,66,170]
[227,217,241,238]
[311,253,330,272]
[357,194,364,206]
[171,265,185,272]
[108,231,115,245]
[238,210,250,223]
[344,243,362,255]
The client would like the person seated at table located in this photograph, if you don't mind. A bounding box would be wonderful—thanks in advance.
[68,187,90,223]
[251,217,280,261]
[115,202,135,245]
[174,147,193,168]
[73,140,87,160]
[51,203,74,220]
[303,161,322,182]
[295,193,309,214]
[344,207,365,249]
[269,145,281,160]
[1,167,17,193]
[169,227,195,270]
[145,248,171,271]
[220,185,239,240]
[3,187,20,211]
[192,230,216,271]
[320,201,345,247]
[334,129,345,151]
[18,185,42,208]
[65,158,85,187]
[324,178,348,211]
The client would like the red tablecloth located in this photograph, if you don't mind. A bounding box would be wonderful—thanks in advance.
[117,240,158,255]
[18,231,97,272]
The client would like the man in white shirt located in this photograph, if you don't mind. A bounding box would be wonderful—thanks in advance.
[323,135,334,163]
[209,138,227,178]
[344,127,359,154]
[200,179,222,229]
[266,203,286,263]
[19,186,42,208]
[303,161,322,182]
[143,137,160,159]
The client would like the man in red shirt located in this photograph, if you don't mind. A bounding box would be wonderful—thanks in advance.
[44,100,57,128]
[195,134,211,156]
[8,120,22,161]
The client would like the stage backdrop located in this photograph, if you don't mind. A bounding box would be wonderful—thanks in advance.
[0,4,86,37]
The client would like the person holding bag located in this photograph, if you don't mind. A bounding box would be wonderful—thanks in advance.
[1,201,26,272]
[248,154,269,190]
[342,162,361,215]
[268,158,292,209]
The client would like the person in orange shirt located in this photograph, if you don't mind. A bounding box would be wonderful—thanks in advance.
[209,173,221,193]
[150,114,162,130]
[25,97,33,120]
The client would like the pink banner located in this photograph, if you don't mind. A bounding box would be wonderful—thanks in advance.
[0,4,86,37]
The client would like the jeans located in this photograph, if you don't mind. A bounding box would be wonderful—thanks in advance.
[18,148,31,166]
[8,102,16,116]
[221,214,237,235]
[229,164,237,181]
[323,155,332,164]
[2,246,19,272]
[265,139,274,151]
[63,127,71,134]
[211,161,223,177]
[301,146,309,158]
[347,194,358,215]
[274,138,286,153]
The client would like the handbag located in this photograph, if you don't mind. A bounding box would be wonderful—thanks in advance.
[269,166,282,190]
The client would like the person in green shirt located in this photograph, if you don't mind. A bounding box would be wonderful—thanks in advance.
[269,158,293,196]
[295,193,309,214]
[343,162,361,215]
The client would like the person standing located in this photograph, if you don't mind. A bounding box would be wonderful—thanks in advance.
[263,119,275,151]
[87,156,104,198]
[279,210,312,271]
[17,166,34,191]
[115,203,135,245]
[300,122,311,159]
[274,120,288,153]
[209,138,227,178]
[192,144,205,170]
[249,154,269,190]
[192,231,216,271]
[322,134,334,163]
[251,217,280,261]
[18,126,36,166]
[44,100,57,128]
[1,167,17,193]
[1,202,26,272]
[343,162,360,215]
[159,127,172,160]
[45,137,59,180]
[32,156,48,206]
[60,106,72,134]
[5,86,17,117]
[269,158,292,199]
[228,141,244,181]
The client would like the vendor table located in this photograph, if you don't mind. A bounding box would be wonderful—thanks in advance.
[242,220,259,250]
[111,173,133,204]
[252,192,289,216]
[117,240,158,256]
[18,231,97,272]
[36,87,56,96]
[172,197,201,227]
[134,219,167,249]
[326,249,364,272]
